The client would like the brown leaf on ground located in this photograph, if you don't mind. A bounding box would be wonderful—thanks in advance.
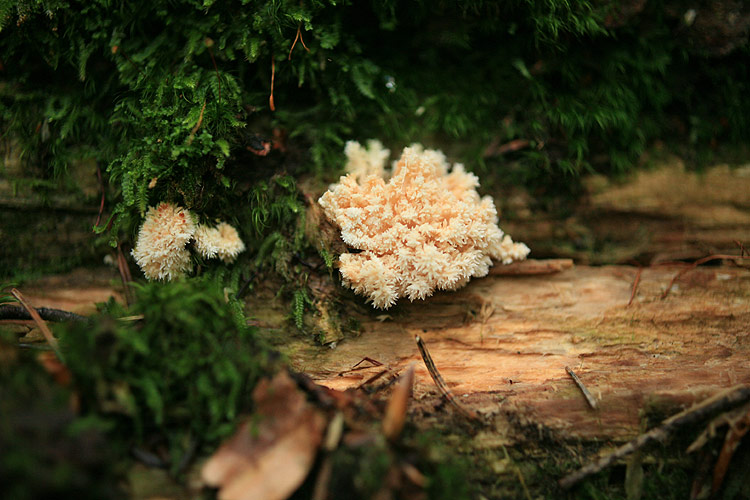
[202,370,327,500]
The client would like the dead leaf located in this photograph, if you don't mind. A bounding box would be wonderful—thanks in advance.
[202,370,327,500]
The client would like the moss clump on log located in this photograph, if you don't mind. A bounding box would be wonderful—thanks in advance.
[0,333,124,500]
[56,277,276,471]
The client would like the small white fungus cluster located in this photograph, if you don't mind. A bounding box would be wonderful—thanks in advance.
[343,139,390,181]
[319,143,530,309]
[193,222,246,263]
[132,202,245,281]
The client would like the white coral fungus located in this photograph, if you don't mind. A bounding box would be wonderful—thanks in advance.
[194,222,246,263]
[132,202,196,281]
[343,139,390,181]
[319,143,530,309]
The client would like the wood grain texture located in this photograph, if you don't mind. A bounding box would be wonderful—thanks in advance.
[253,263,750,443]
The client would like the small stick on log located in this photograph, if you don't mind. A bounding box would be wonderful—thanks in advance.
[338,356,383,376]
[559,384,750,489]
[10,289,64,362]
[565,366,598,410]
[357,369,390,390]
[415,334,479,421]
[382,364,415,440]
[489,258,574,276]
[661,254,749,299]
[0,304,88,323]
[735,240,746,257]
[117,243,134,305]
[627,267,642,306]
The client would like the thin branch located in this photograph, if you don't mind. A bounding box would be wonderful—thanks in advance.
[269,56,276,111]
[117,243,134,306]
[484,138,530,158]
[415,334,479,421]
[488,258,573,276]
[712,404,750,495]
[186,99,207,145]
[735,240,746,257]
[504,445,533,500]
[565,366,598,410]
[382,364,415,440]
[95,165,105,227]
[0,304,88,323]
[662,254,750,299]
[338,356,383,375]
[112,45,145,76]
[207,42,221,102]
[357,369,390,390]
[627,267,642,306]
[288,25,300,60]
[10,289,64,362]
[559,385,750,489]
[288,23,310,60]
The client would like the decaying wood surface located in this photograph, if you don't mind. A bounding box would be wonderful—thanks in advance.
[250,260,750,445]
[502,157,750,264]
[14,267,124,315]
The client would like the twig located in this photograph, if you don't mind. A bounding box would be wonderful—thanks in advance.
[415,334,479,421]
[207,41,221,102]
[175,435,199,473]
[186,99,207,145]
[338,356,383,376]
[18,343,54,351]
[289,370,339,410]
[0,304,88,323]
[357,369,390,390]
[117,243,134,306]
[711,404,750,495]
[269,56,276,111]
[112,45,145,76]
[565,366,598,410]
[559,384,750,489]
[10,289,64,362]
[488,258,574,276]
[627,267,642,306]
[312,413,344,500]
[235,269,258,300]
[94,165,105,227]
[382,364,415,440]
[735,240,746,257]
[504,445,533,500]
[484,138,530,158]
[662,254,750,299]
[131,447,167,468]
[288,23,311,60]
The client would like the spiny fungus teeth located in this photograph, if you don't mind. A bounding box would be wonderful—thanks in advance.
[194,222,246,263]
[319,143,530,309]
[132,202,196,281]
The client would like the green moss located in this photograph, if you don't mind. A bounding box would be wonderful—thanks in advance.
[3,0,749,257]
[0,333,124,499]
[56,277,276,471]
